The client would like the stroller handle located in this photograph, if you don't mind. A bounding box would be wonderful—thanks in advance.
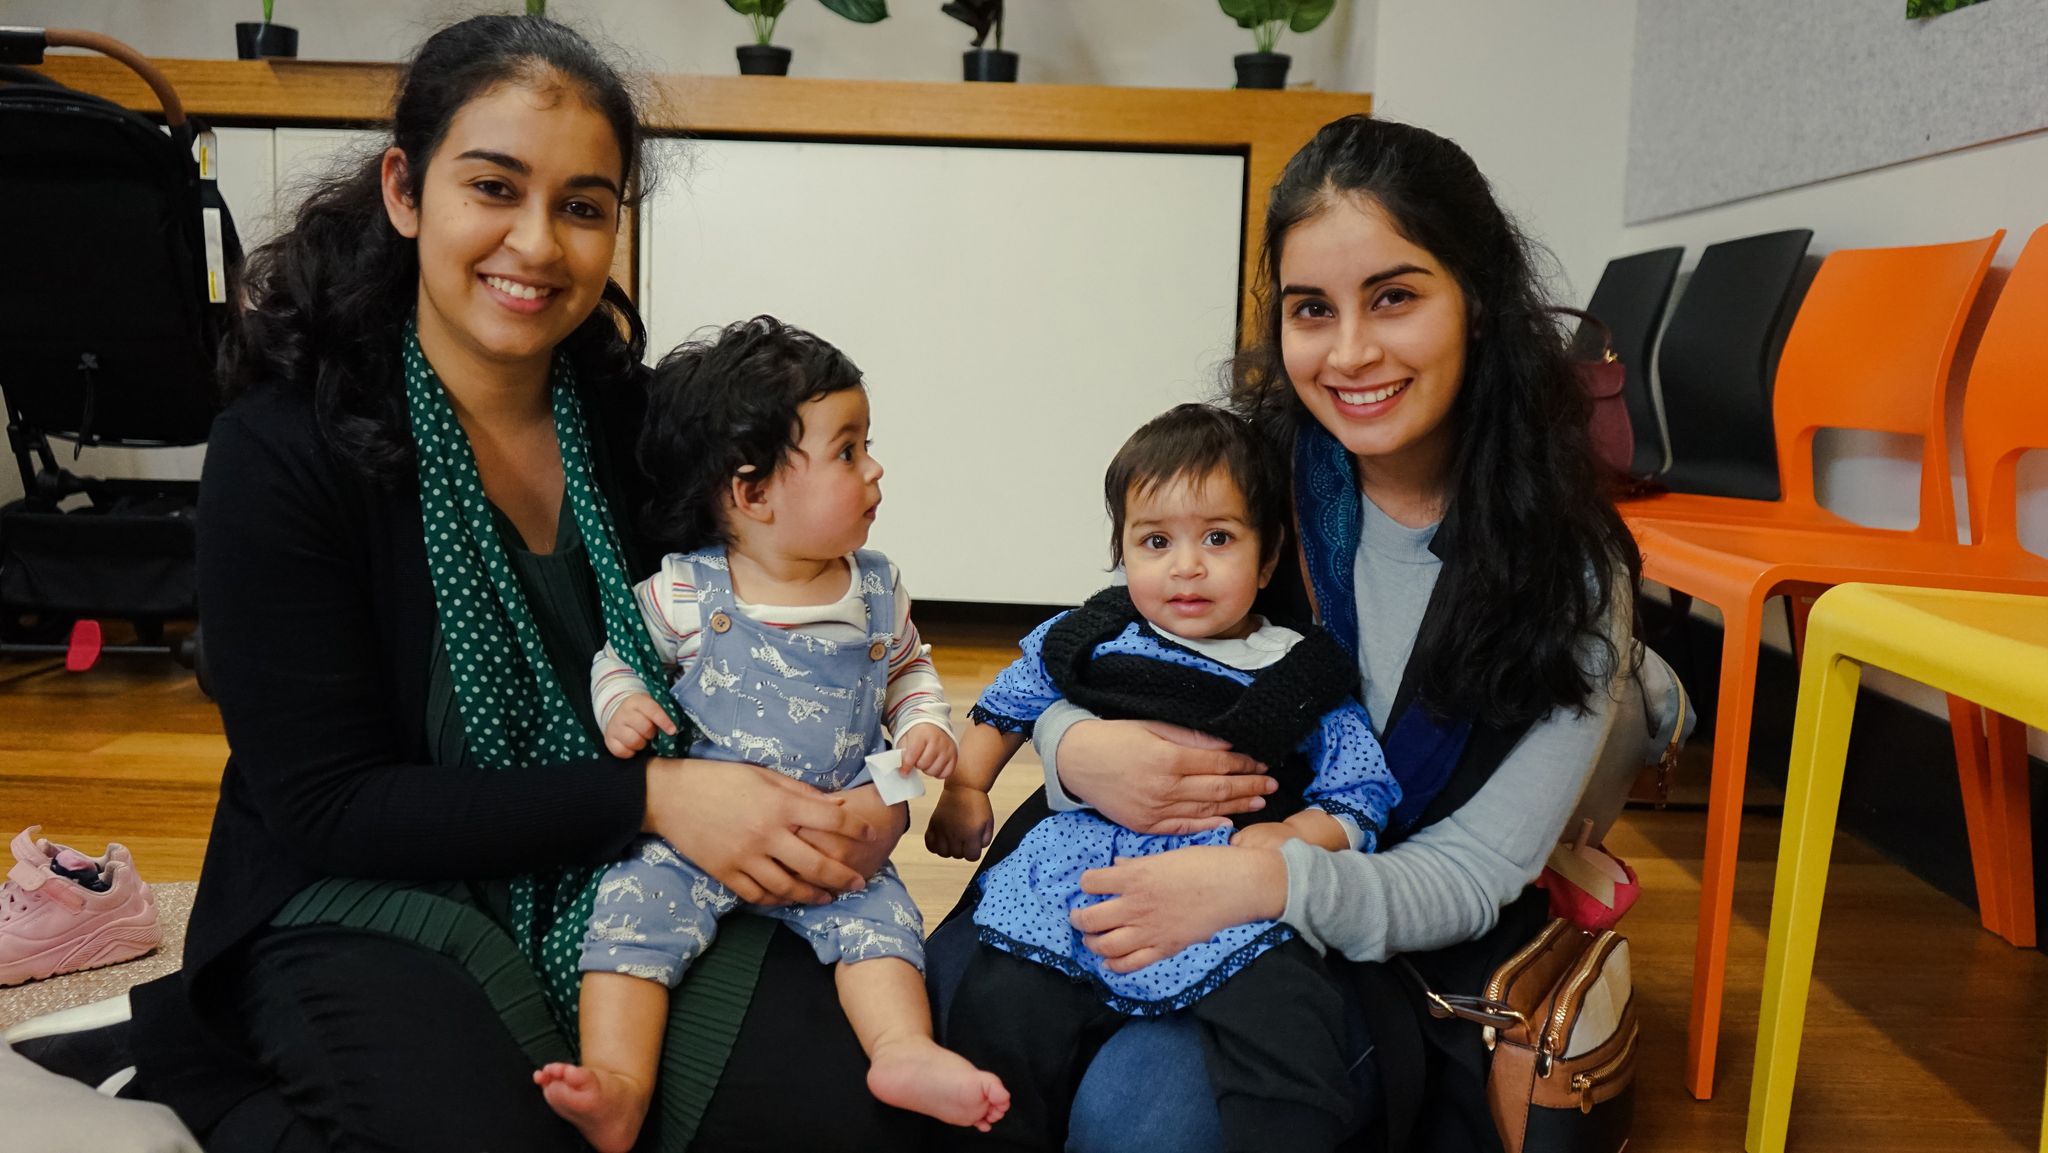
[4,27,186,128]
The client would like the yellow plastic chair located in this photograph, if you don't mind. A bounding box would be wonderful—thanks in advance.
[1747,584,2048,1153]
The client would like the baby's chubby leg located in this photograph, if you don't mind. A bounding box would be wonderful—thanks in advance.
[540,837,736,1152]
[535,972,667,1153]
[838,957,1011,1132]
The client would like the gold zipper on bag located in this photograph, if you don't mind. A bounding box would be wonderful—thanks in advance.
[1486,919,1568,1004]
[1481,919,1569,1051]
[1569,1024,1638,1113]
[1543,930,1621,1063]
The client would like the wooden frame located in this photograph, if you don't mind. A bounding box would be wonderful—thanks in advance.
[33,57,1368,333]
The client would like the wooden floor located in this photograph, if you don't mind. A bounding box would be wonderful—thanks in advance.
[4,617,2046,1151]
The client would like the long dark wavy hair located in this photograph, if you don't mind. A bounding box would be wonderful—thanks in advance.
[1230,115,1640,727]
[218,15,649,483]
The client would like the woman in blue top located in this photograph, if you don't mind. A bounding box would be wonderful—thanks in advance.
[930,115,1659,1153]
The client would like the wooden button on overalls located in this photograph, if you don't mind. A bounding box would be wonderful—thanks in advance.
[709,610,732,634]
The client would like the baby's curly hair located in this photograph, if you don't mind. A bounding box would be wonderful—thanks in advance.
[638,316,866,555]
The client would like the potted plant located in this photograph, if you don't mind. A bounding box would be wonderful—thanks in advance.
[1220,0,1334,89]
[235,0,298,59]
[727,0,889,76]
[943,1,1015,83]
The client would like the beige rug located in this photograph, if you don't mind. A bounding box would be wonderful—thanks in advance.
[0,881,193,1030]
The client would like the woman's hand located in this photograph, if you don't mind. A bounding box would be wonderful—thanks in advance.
[794,782,906,882]
[643,758,876,906]
[1056,720,1275,835]
[1068,845,1290,973]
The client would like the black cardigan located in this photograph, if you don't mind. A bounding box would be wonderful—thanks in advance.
[177,372,654,1009]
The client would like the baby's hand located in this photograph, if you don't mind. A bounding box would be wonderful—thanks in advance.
[926,785,995,862]
[899,724,959,779]
[603,693,678,759]
[1229,822,1297,852]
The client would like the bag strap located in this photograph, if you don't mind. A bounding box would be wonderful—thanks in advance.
[1551,306,1617,363]
[1396,956,1531,1034]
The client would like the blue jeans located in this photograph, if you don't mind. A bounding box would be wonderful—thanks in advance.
[926,914,1379,1153]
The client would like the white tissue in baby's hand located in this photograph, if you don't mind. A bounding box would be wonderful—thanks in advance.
[866,749,926,805]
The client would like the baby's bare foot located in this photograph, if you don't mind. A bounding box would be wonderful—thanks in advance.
[866,1038,1012,1132]
[533,1062,650,1153]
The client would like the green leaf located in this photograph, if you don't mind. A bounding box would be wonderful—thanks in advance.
[760,0,788,16]
[820,0,888,21]
[1288,0,1336,34]
[725,0,760,15]
[1219,0,1274,29]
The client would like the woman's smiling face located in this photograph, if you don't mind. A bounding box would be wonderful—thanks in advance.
[384,74,624,375]
[1279,193,1468,486]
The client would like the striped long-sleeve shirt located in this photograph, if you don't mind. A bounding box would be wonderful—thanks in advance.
[590,551,954,747]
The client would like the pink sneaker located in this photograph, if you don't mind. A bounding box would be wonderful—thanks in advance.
[0,826,162,987]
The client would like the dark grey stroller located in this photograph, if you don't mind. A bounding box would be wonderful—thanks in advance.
[0,28,241,683]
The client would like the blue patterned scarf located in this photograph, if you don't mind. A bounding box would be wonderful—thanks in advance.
[1292,419,1473,832]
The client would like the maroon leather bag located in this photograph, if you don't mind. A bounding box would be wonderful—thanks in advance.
[1555,307,1634,480]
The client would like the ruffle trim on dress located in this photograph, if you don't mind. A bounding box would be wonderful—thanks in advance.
[968,705,1035,734]
[972,921,1298,1018]
[1314,799,1385,844]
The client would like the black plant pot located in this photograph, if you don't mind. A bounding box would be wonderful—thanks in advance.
[1233,51,1290,90]
[963,48,1018,82]
[737,44,792,75]
[235,22,298,60]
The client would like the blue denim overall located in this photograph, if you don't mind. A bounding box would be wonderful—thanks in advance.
[579,548,925,985]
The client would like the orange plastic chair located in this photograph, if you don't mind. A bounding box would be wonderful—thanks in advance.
[1636,227,2048,1102]
[1618,232,1998,537]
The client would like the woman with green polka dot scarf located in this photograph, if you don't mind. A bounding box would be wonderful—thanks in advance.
[124,17,919,1152]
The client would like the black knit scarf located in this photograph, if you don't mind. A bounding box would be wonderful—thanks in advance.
[1038,587,1358,821]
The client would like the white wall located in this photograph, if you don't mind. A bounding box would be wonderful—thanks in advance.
[1364,0,2048,754]
[5,0,1370,91]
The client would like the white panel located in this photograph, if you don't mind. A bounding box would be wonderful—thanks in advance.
[1627,0,2048,222]
[641,138,1244,605]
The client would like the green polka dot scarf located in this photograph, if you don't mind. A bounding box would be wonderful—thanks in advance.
[403,320,684,1030]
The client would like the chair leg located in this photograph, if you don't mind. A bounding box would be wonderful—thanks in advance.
[1950,697,2010,940]
[1687,603,1765,1100]
[1990,711,2037,948]
[1746,644,1862,1153]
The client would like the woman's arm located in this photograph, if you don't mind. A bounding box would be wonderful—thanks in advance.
[205,404,874,898]
[1031,703,1275,834]
[201,406,647,881]
[1075,593,1635,967]
[1281,592,1636,960]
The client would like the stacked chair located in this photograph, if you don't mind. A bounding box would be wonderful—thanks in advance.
[1742,228,2048,1150]
[1574,245,1684,479]
[1580,225,2048,1102]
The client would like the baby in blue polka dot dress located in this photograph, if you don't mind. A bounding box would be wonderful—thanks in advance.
[533,317,1008,1152]
[929,404,1400,1152]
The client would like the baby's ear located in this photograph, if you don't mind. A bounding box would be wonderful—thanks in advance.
[1257,531,1283,588]
[728,466,774,525]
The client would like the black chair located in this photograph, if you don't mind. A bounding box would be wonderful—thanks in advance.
[1652,229,1817,501]
[0,29,239,678]
[1573,246,1684,478]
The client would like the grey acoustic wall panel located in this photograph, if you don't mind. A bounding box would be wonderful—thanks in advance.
[1627,0,2048,223]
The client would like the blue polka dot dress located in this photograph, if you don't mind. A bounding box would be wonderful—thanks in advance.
[968,613,1399,1015]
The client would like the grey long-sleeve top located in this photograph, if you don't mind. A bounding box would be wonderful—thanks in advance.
[1033,496,1636,964]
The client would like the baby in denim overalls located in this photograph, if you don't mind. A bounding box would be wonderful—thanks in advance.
[534,317,1009,1151]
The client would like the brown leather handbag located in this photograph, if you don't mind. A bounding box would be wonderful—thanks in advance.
[1409,918,1638,1153]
